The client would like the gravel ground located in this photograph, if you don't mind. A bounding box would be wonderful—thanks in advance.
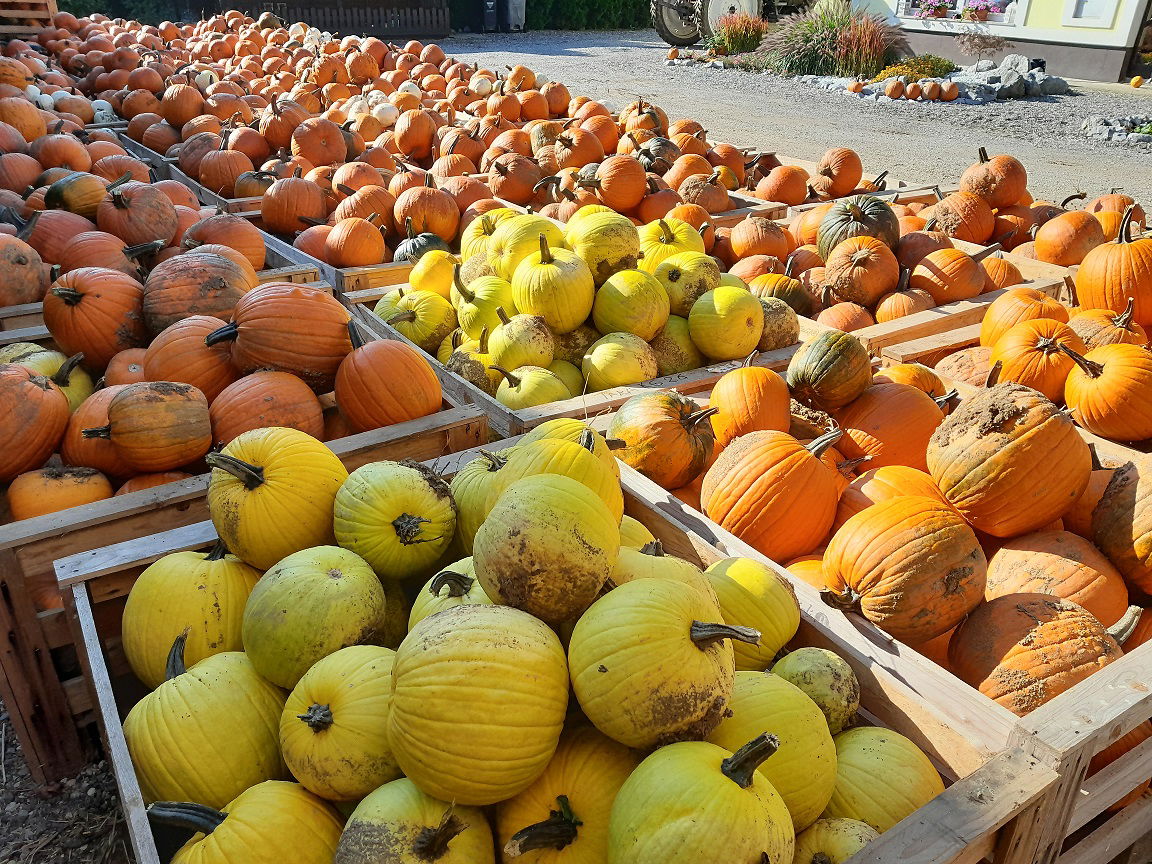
[1,702,129,864]
[443,29,1152,202]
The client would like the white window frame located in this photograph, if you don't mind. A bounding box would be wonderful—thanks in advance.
[1062,0,1122,27]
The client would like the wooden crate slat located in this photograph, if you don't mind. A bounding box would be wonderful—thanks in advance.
[1055,793,1152,864]
[1070,734,1152,834]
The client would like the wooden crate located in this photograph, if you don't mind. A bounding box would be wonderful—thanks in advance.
[0,0,56,37]
[57,440,1057,864]
[0,368,487,783]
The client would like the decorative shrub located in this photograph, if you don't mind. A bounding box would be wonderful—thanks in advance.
[706,12,773,56]
[759,3,907,79]
[869,54,958,82]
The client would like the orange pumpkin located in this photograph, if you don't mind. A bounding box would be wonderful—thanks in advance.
[260,174,328,234]
[1067,299,1148,349]
[60,384,132,479]
[606,391,718,490]
[1035,210,1106,267]
[334,326,443,432]
[1062,343,1152,442]
[988,318,1085,403]
[143,250,259,336]
[832,381,947,472]
[927,192,994,244]
[979,286,1068,347]
[7,465,113,521]
[1073,206,1152,328]
[80,381,212,472]
[873,363,946,397]
[832,464,948,533]
[115,472,195,496]
[909,247,989,305]
[143,315,239,403]
[208,370,325,446]
[959,148,1028,210]
[824,235,899,307]
[0,365,70,482]
[707,359,790,447]
[104,348,149,386]
[43,267,148,370]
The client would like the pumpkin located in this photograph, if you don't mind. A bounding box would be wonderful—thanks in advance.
[143,315,238,403]
[81,381,211,472]
[925,191,994,244]
[949,593,1122,715]
[565,210,641,286]
[833,464,948,532]
[153,781,342,864]
[832,381,947,472]
[688,286,764,361]
[927,383,1090,537]
[730,216,790,261]
[517,418,623,478]
[6,348,93,412]
[655,250,721,317]
[935,345,992,386]
[707,671,835,830]
[824,495,987,642]
[242,544,385,690]
[704,557,800,671]
[143,251,258,336]
[43,267,147,369]
[702,429,843,562]
[206,426,348,570]
[816,195,899,260]
[571,577,758,749]
[182,211,267,270]
[985,529,1129,627]
[1093,458,1152,593]
[281,645,400,801]
[1068,299,1149,349]
[873,363,946,398]
[121,541,260,690]
[96,177,178,246]
[792,819,880,864]
[208,371,324,446]
[1035,210,1106,267]
[959,147,1028,210]
[607,735,794,864]
[60,385,132,479]
[511,233,595,334]
[1074,206,1152,327]
[261,174,328,234]
[388,603,568,805]
[823,727,944,832]
[812,147,863,199]
[336,778,492,864]
[756,165,809,205]
[786,330,872,411]
[1060,467,1115,539]
[709,354,792,446]
[592,268,670,341]
[1062,342,1152,442]
[123,637,287,808]
[335,325,442,432]
[493,365,572,408]
[825,235,899,307]
[910,246,994,305]
[606,391,717,489]
[989,318,1085,403]
[638,218,705,273]
[979,286,1069,347]
[208,284,352,391]
[408,564,493,630]
[772,648,860,735]
[6,465,112,523]
[104,349,149,386]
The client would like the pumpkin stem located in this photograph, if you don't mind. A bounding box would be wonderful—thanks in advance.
[970,243,1003,264]
[124,240,166,260]
[1058,342,1104,379]
[204,321,240,347]
[977,146,989,164]
[503,795,582,857]
[741,350,759,368]
[204,539,229,562]
[686,406,719,429]
[164,630,190,680]
[576,428,598,453]
[387,310,418,326]
[478,327,490,354]
[689,620,761,649]
[1107,605,1145,645]
[105,172,133,196]
[452,264,476,303]
[205,452,265,490]
[495,306,512,326]
[871,170,888,191]
[50,353,85,388]
[639,539,665,557]
[51,285,84,306]
[146,802,228,835]
[297,703,334,733]
[934,389,959,409]
[1060,192,1087,209]
[1117,204,1138,245]
[490,365,520,387]
[80,424,111,440]
[806,426,844,459]
[720,733,780,789]
[984,360,1003,387]
[603,437,627,451]
[14,209,39,242]
[1114,298,1137,330]
[412,807,468,861]
[476,449,509,471]
[820,586,862,614]
[430,570,474,598]
[392,512,432,544]
[537,233,553,265]
[347,319,367,351]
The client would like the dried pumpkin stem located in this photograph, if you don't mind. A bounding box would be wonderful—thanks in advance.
[452,264,475,303]
[387,310,417,326]
[347,319,366,351]
[639,539,665,556]
[686,406,719,429]
[429,570,474,597]
[741,351,759,368]
[720,733,780,789]
[204,321,240,347]
[820,586,862,614]
[1057,343,1104,379]
[490,365,520,387]
[504,796,582,857]
[806,426,844,459]
[1060,192,1087,209]
[124,240,166,259]
[50,353,85,387]
[164,630,190,681]
[984,360,1003,388]
[1114,298,1137,329]
[1107,605,1144,645]
[146,802,228,834]
[412,808,467,861]
[1117,204,1138,245]
[392,512,431,544]
[205,452,266,490]
[689,621,761,649]
[204,539,229,562]
[603,437,627,451]
[538,233,553,265]
[80,424,111,440]
[297,703,334,733]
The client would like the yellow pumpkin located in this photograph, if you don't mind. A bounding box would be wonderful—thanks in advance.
[407,560,492,629]
[688,286,764,361]
[124,638,286,808]
[451,269,517,340]
[619,515,656,549]
[6,348,94,412]
[496,725,640,863]
[610,540,716,601]
[387,604,569,805]
[650,315,705,375]
[206,427,348,570]
[280,645,399,801]
[494,365,573,408]
[489,214,567,280]
[638,217,706,273]
[374,288,458,354]
[607,736,795,864]
[707,671,836,831]
[793,818,880,864]
[654,251,721,317]
[569,578,752,749]
[565,210,642,285]
[242,545,387,689]
[450,448,514,553]
[335,778,494,864]
[495,431,624,521]
[511,234,596,334]
[771,647,861,735]
[408,249,457,299]
[490,309,556,370]
[582,332,659,392]
[475,473,620,622]
[122,540,261,690]
[593,269,672,341]
[156,781,343,864]
[460,208,516,260]
[518,420,621,478]
[822,726,944,832]
[705,557,801,671]
[332,460,456,580]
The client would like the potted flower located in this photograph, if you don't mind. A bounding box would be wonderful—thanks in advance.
[915,1,951,19]
[962,0,1001,20]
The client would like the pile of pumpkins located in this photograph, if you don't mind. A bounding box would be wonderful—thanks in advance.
[374,206,802,409]
[118,418,947,864]
[602,328,1152,807]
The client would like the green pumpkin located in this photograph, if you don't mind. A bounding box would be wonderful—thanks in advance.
[655,251,722,317]
[242,545,387,689]
[771,647,861,735]
[593,269,671,341]
[816,195,900,260]
[408,561,492,629]
[493,364,572,408]
[757,296,800,351]
[649,315,705,376]
[688,286,764,361]
[450,265,517,339]
[511,234,596,334]
[489,309,555,370]
[333,460,457,581]
[785,330,872,411]
[582,332,659,392]
[749,272,814,318]
[488,214,567,280]
[565,210,641,286]
[123,636,287,808]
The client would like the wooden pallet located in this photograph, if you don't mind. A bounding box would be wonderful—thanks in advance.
[283,2,450,37]
[0,0,56,36]
[0,304,488,783]
[58,439,1059,864]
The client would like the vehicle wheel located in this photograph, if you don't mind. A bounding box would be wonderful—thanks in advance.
[695,0,764,41]
[651,0,700,46]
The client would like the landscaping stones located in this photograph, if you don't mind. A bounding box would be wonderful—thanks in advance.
[1082,113,1152,147]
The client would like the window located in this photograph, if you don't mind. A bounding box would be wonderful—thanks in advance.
[1063,0,1121,27]
[896,0,1019,24]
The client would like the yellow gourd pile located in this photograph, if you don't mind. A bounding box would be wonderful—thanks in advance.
[118,420,944,863]
[375,207,801,409]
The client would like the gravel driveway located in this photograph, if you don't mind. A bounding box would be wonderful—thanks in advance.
[443,29,1152,203]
